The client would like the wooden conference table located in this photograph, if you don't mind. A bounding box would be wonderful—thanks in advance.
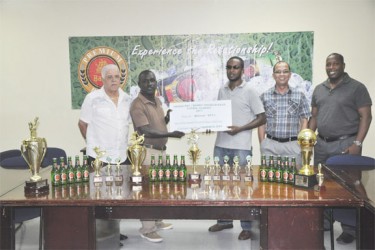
[0,165,368,249]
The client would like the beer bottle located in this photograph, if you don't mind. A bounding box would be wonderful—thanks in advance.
[289,157,297,185]
[282,156,290,184]
[259,155,268,182]
[51,157,60,186]
[67,156,75,184]
[60,157,67,185]
[164,154,172,181]
[268,155,275,182]
[172,155,179,182]
[275,155,282,183]
[74,155,82,183]
[149,155,157,182]
[82,155,90,183]
[179,155,187,182]
[157,155,164,181]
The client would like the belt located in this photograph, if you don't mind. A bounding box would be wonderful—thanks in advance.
[267,134,297,143]
[318,133,356,142]
[143,144,166,151]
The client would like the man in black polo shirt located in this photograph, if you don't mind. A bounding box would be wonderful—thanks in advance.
[309,53,372,244]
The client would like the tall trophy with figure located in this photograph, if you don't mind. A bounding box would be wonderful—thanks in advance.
[187,129,201,182]
[127,132,146,184]
[295,129,318,188]
[92,146,106,187]
[21,117,49,194]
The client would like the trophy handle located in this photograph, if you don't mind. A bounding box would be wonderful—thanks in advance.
[140,147,147,167]
[41,138,47,161]
[126,149,134,167]
[20,142,32,170]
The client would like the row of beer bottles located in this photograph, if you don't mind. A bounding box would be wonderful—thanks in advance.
[148,154,187,182]
[51,155,90,186]
[259,155,297,184]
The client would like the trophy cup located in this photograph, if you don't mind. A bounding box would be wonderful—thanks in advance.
[232,156,241,181]
[105,157,114,187]
[222,156,230,181]
[244,155,253,182]
[213,156,221,181]
[127,132,146,184]
[187,129,201,182]
[92,147,105,187]
[314,163,325,192]
[295,129,318,188]
[21,117,49,195]
[203,156,212,181]
[114,158,124,186]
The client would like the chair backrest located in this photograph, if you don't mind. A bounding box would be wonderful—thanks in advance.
[0,147,67,169]
[326,155,375,171]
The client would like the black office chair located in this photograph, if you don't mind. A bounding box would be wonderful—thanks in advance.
[325,154,375,249]
[0,147,67,249]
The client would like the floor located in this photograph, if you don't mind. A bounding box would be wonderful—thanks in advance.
[15,218,356,250]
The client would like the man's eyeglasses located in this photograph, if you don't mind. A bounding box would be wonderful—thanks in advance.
[226,65,242,70]
[274,70,290,75]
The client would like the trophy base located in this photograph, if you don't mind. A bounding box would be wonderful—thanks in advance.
[130,176,143,184]
[244,176,253,182]
[314,184,326,192]
[294,174,317,188]
[188,173,201,183]
[24,179,49,195]
[105,176,114,186]
[114,175,124,186]
[213,175,221,181]
[222,175,230,181]
[232,175,241,181]
[203,175,212,181]
[93,176,103,187]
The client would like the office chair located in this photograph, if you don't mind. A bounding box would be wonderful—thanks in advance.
[0,147,67,249]
[325,154,375,250]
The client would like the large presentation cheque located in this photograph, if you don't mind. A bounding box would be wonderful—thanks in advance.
[169,100,232,133]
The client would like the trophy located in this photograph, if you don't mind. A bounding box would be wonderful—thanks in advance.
[244,155,253,182]
[21,117,49,194]
[213,156,221,181]
[232,156,241,181]
[203,156,212,181]
[92,147,105,187]
[187,129,201,182]
[114,158,124,186]
[314,163,325,192]
[105,157,114,186]
[222,156,230,181]
[295,129,318,188]
[127,132,146,184]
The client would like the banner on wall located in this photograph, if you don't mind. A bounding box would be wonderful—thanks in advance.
[69,32,314,109]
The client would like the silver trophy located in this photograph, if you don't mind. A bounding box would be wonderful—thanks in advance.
[105,157,114,186]
[232,156,241,181]
[203,156,212,181]
[244,155,253,182]
[213,156,221,181]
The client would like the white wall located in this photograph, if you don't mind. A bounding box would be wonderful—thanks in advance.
[1,0,374,197]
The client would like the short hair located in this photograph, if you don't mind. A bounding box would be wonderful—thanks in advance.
[327,53,345,64]
[138,70,155,84]
[273,61,291,72]
[227,56,244,69]
[101,64,119,79]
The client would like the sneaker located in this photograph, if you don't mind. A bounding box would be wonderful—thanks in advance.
[140,231,163,243]
[156,222,173,230]
[208,223,233,232]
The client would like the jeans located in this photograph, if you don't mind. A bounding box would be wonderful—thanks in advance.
[213,146,253,231]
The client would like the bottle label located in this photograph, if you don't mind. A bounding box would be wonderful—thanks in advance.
[61,173,67,181]
[68,172,74,180]
[83,170,89,179]
[179,170,185,178]
[54,174,60,182]
[76,172,82,180]
[260,169,267,178]
[165,169,171,178]
[158,170,164,178]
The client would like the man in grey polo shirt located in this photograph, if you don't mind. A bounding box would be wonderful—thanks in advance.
[208,56,266,240]
[309,53,372,244]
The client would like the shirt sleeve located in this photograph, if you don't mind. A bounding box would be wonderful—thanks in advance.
[79,94,93,124]
[299,92,312,118]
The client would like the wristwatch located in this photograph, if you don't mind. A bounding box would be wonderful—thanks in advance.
[353,140,362,147]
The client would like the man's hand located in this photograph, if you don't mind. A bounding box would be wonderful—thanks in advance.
[226,126,241,136]
[342,143,361,155]
[165,109,172,124]
[170,131,185,138]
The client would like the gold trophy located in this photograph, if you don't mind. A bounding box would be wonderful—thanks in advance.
[187,129,201,182]
[232,156,241,181]
[222,155,230,181]
[295,129,318,188]
[127,132,146,184]
[92,146,106,187]
[21,117,49,194]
